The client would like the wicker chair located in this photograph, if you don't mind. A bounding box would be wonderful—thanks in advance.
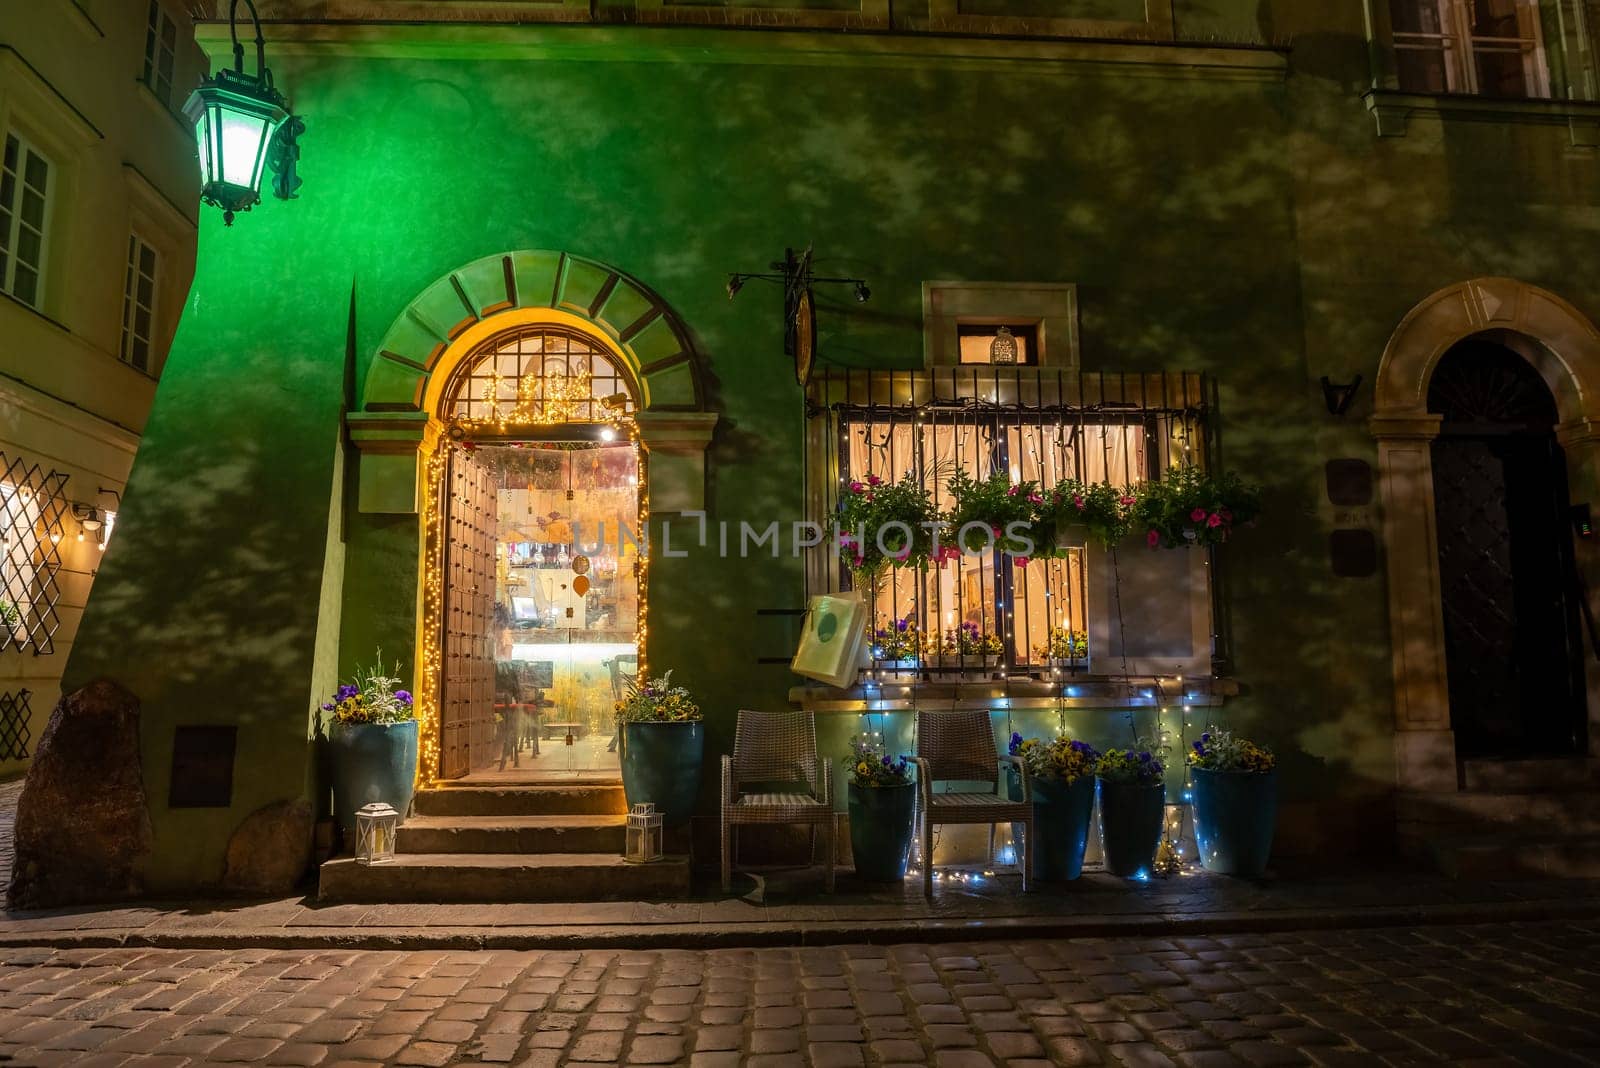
[910,708,1033,897]
[721,709,835,893]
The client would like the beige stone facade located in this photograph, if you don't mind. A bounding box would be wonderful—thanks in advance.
[0,1,203,777]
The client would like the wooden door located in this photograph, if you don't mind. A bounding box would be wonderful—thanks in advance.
[441,448,497,779]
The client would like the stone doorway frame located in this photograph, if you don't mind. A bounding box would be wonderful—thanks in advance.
[1373,277,1600,792]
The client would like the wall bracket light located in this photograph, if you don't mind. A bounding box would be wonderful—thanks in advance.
[183,0,304,225]
[727,246,869,386]
[1320,374,1363,416]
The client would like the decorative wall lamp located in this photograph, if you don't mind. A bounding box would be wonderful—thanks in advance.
[727,246,869,386]
[183,0,304,225]
[1321,374,1362,416]
[70,488,119,550]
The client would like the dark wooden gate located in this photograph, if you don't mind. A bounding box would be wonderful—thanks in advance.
[441,448,497,779]
[1430,340,1588,758]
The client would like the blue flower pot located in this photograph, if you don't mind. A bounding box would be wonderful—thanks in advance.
[1191,767,1277,877]
[848,781,916,882]
[620,721,704,828]
[1009,772,1094,881]
[1097,779,1166,878]
[329,720,419,841]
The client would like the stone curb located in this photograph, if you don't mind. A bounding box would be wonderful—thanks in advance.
[0,898,1596,951]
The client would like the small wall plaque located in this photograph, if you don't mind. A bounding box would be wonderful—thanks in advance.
[1325,459,1374,507]
[1330,529,1378,578]
[169,725,237,808]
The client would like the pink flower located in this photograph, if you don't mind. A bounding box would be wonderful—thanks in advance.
[991,526,1003,536]
[867,473,884,486]
[1190,507,1207,522]
[1207,513,1223,528]
[1219,508,1233,522]
[849,481,865,493]
[1147,529,1160,548]
[1007,485,1020,496]
[853,555,865,568]
[1072,495,1085,510]
[1014,556,1030,568]
[1027,494,1043,504]
[839,533,856,547]
[1119,496,1135,506]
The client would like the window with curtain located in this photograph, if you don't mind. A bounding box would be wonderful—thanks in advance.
[1389,0,1551,97]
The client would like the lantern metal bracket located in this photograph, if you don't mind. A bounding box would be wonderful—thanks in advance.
[726,246,870,358]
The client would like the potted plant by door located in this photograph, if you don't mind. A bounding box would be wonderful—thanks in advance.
[1095,743,1167,878]
[615,671,703,828]
[1007,732,1099,880]
[323,654,418,847]
[1187,729,1278,877]
[843,735,917,882]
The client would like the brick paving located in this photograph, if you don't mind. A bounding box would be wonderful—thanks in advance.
[0,778,21,891]
[2,921,1599,1067]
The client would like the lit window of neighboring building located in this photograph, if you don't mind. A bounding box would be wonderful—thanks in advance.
[142,0,178,107]
[1390,0,1550,98]
[0,132,52,309]
[958,324,1038,366]
[121,234,159,373]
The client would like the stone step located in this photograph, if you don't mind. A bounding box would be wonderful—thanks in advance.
[413,784,627,818]
[317,852,691,903]
[1461,757,1600,793]
[398,815,626,855]
[1398,789,1600,836]
[1419,832,1600,879]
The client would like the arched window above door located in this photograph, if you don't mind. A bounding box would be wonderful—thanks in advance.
[442,325,638,430]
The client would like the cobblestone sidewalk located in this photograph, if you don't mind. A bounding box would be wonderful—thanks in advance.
[0,778,21,892]
[3,920,1600,1067]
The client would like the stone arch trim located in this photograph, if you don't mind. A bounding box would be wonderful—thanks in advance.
[1371,276,1600,793]
[362,250,708,414]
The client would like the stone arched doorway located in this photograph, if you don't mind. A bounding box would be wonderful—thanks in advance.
[1372,277,1600,792]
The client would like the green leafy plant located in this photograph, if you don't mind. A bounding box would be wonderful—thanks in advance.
[837,473,938,579]
[1131,466,1260,549]
[614,670,702,723]
[946,470,1038,556]
[1188,728,1275,773]
[844,734,913,786]
[322,652,415,725]
[0,600,18,628]
[1033,626,1087,661]
[1036,479,1134,550]
[1008,732,1100,784]
[1096,740,1167,786]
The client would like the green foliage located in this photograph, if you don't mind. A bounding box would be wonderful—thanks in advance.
[614,670,702,723]
[837,473,938,579]
[1130,466,1260,549]
[1033,626,1087,661]
[1037,479,1135,549]
[942,621,1003,657]
[844,734,913,787]
[1008,731,1100,784]
[0,600,18,627]
[947,470,1038,555]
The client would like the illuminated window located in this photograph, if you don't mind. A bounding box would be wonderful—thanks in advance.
[444,327,637,429]
[958,324,1038,366]
[1389,0,1549,98]
[121,234,158,373]
[142,1,179,107]
[0,132,52,308]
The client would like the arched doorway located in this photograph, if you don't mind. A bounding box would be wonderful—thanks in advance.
[433,323,645,781]
[1372,277,1600,793]
[1427,337,1587,758]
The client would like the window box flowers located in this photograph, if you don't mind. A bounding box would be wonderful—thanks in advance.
[940,621,1004,668]
[1006,732,1099,880]
[843,735,917,882]
[947,470,1037,556]
[1187,729,1278,876]
[1036,479,1134,551]
[1033,626,1087,667]
[322,654,418,843]
[1131,466,1260,549]
[1095,744,1167,878]
[615,671,704,828]
[870,615,921,669]
[837,473,938,580]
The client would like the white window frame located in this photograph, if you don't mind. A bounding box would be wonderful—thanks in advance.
[120,232,159,373]
[1391,0,1552,98]
[142,0,179,108]
[0,130,53,309]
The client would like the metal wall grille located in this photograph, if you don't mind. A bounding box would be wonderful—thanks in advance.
[806,367,1211,679]
[442,326,638,428]
[0,452,69,656]
[0,689,29,760]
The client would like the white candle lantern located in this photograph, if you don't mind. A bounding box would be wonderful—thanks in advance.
[355,802,400,865]
[625,802,663,864]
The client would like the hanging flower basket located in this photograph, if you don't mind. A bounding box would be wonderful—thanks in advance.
[1131,466,1260,549]
[837,473,938,581]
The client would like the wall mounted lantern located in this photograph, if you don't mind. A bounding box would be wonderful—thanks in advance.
[183,0,303,225]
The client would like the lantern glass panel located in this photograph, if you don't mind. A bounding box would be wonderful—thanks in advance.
[355,802,400,866]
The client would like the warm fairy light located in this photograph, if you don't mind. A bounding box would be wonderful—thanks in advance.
[459,358,599,432]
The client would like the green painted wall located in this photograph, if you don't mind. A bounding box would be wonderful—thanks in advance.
[65,5,1600,888]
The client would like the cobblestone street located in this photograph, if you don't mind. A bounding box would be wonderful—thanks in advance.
[2,920,1598,1067]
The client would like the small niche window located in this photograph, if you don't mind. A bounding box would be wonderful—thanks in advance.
[142,0,179,107]
[121,234,158,373]
[958,323,1038,366]
[1389,0,1550,98]
[0,132,52,309]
